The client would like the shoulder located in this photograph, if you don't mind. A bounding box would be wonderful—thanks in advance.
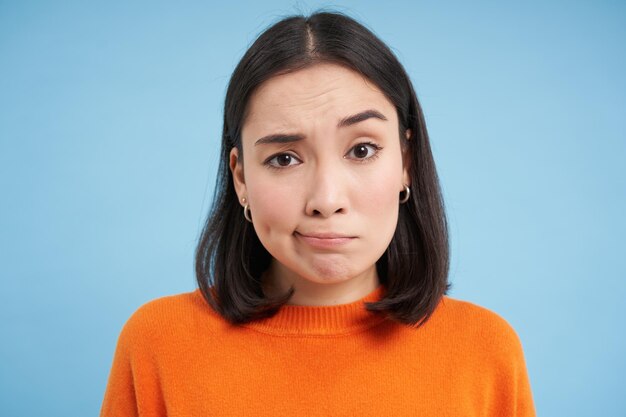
[127,288,205,320]
[117,288,221,349]
[435,295,527,360]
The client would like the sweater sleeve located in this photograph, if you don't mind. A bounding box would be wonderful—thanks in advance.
[511,331,536,417]
[491,317,536,417]
[99,303,168,417]
[99,316,140,417]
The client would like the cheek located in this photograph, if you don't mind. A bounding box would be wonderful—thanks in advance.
[247,178,300,236]
[352,161,403,240]
[357,164,402,214]
[366,176,399,209]
[363,182,400,238]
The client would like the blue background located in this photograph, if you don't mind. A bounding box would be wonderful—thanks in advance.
[1,1,624,416]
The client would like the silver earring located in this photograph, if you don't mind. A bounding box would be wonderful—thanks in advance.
[399,184,411,204]
[243,203,252,222]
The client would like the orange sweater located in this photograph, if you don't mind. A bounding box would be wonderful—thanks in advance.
[100,285,536,416]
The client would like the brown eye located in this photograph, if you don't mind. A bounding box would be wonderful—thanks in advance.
[277,155,292,166]
[346,143,381,160]
[353,145,369,158]
[266,153,302,169]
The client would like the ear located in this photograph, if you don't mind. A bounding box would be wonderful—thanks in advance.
[402,129,412,187]
[229,147,247,204]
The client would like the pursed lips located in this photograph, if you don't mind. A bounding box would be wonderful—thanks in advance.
[294,231,357,248]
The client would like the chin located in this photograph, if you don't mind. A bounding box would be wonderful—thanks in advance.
[304,260,360,282]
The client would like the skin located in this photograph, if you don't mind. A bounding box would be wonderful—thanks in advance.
[230,62,411,306]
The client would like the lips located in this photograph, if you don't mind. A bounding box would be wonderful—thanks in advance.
[294,231,356,249]
[297,232,354,239]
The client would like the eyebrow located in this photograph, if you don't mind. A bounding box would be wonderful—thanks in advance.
[254,109,388,146]
[337,109,388,128]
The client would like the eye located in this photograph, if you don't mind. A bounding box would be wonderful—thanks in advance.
[265,153,302,169]
[345,142,382,160]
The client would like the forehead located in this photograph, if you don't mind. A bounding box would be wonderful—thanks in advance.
[243,63,396,133]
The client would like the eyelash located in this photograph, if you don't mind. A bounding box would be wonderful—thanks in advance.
[263,141,383,170]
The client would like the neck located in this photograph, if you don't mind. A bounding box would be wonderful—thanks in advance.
[261,261,381,306]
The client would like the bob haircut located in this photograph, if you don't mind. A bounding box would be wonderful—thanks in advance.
[195,11,451,327]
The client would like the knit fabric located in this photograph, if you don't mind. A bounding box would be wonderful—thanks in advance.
[100,285,536,416]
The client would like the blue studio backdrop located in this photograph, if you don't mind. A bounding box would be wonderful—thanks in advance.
[1,1,624,416]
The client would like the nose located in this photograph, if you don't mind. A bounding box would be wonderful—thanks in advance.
[304,160,349,218]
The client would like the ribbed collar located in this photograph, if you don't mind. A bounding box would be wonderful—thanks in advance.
[241,284,388,336]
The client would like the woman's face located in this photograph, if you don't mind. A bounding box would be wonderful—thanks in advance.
[230,63,410,295]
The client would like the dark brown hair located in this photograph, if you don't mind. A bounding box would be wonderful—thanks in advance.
[195,11,451,327]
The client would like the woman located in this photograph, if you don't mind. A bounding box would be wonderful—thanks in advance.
[100,11,536,416]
